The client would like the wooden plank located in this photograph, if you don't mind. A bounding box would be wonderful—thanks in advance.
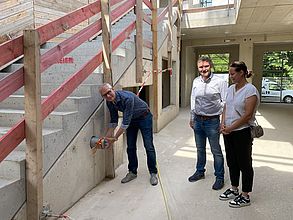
[35,0,86,13]
[0,120,25,163]
[110,0,123,6]
[167,0,172,69]
[143,12,152,25]
[101,0,114,179]
[158,5,168,23]
[0,1,32,20]
[151,0,158,131]
[41,19,102,72]
[0,36,23,67]
[143,0,152,10]
[0,68,24,102]
[0,10,29,25]
[135,0,143,83]
[0,0,31,11]
[110,0,135,23]
[37,0,101,44]
[112,21,135,51]
[41,20,134,119]
[23,29,43,220]
[143,39,152,49]
[41,50,103,119]
[101,0,112,83]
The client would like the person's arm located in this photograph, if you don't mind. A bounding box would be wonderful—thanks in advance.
[190,80,196,129]
[104,102,118,145]
[220,104,226,133]
[106,95,134,144]
[220,80,228,105]
[222,95,257,134]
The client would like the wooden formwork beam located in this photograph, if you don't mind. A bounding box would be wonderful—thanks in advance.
[135,0,143,83]
[167,0,173,69]
[24,29,43,220]
[151,0,158,132]
[101,0,115,178]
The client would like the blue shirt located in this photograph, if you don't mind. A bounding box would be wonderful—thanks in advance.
[106,90,149,129]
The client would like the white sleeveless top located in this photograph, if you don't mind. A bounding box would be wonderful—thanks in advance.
[224,83,260,131]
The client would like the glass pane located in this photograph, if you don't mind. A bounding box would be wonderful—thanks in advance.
[262,51,293,103]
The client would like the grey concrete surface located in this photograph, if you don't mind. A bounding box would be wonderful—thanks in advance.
[66,103,293,220]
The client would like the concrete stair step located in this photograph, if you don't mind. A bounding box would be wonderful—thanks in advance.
[0,95,93,111]
[0,126,64,152]
[0,63,23,73]
[40,70,104,83]
[0,177,25,220]
[0,150,26,220]
[0,151,25,180]
[0,109,78,129]
[11,83,100,97]
[0,126,66,174]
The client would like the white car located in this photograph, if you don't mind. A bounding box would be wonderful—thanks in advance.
[261,79,293,103]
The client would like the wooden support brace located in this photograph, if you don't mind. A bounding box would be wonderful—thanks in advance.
[101,0,112,84]
[135,0,143,83]
[24,29,43,220]
[101,0,115,178]
[167,0,173,69]
[151,0,158,132]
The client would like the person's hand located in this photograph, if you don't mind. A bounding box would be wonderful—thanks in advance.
[220,125,231,135]
[105,137,117,146]
[189,121,194,129]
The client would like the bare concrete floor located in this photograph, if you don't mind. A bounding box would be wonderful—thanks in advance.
[66,103,293,220]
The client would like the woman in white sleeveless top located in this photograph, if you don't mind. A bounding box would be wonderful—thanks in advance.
[219,61,260,208]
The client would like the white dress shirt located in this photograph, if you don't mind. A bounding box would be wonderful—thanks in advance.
[190,73,228,121]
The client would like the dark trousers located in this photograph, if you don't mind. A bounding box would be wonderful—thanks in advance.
[126,112,157,174]
[223,127,254,192]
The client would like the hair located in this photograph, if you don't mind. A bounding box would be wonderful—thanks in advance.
[198,55,214,69]
[98,83,113,94]
[230,61,252,78]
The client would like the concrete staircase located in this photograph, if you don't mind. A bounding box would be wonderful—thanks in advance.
[0,7,172,219]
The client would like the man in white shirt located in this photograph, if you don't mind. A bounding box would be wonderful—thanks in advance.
[188,56,227,190]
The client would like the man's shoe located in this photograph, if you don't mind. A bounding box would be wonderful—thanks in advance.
[150,173,158,186]
[229,194,251,208]
[212,178,224,190]
[219,188,239,201]
[188,172,205,182]
[121,172,137,183]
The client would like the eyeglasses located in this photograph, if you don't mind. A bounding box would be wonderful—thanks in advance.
[102,90,112,98]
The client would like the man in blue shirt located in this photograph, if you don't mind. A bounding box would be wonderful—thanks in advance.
[99,83,158,186]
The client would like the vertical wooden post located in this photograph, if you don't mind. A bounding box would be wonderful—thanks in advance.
[177,0,182,52]
[167,0,173,69]
[101,0,115,178]
[101,0,112,83]
[24,29,43,220]
[135,0,143,83]
[151,0,159,132]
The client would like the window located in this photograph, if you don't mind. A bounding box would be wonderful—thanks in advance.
[200,0,212,7]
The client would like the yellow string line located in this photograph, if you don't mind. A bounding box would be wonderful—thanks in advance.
[157,162,172,220]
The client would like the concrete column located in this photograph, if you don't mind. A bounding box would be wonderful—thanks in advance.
[239,37,253,82]
[180,44,195,107]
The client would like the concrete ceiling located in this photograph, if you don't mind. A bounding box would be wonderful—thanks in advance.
[181,0,293,40]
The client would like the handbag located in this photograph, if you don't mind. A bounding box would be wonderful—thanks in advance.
[250,120,264,138]
[234,108,264,138]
